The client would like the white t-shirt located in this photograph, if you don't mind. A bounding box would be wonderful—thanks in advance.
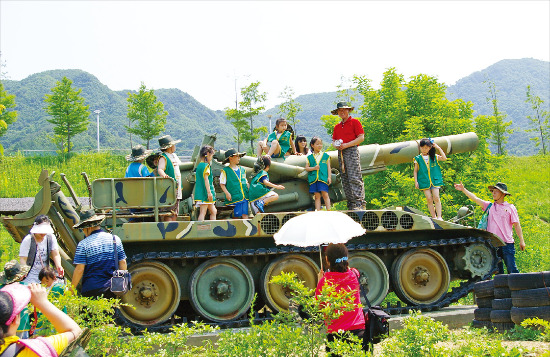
[19,234,59,284]
[422,155,429,164]
[165,152,182,199]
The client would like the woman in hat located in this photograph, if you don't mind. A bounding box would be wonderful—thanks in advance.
[454,182,526,274]
[19,216,63,284]
[125,144,153,178]
[219,148,249,219]
[0,283,81,356]
[157,135,182,221]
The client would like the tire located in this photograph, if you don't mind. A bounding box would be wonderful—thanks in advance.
[494,287,511,299]
[511,306,550,324]
[474,280,495,298]
[511,288,550,307]
[490,309,512,323]
[492,322,515,331]
[472,319,492,329]
[492,298,513,310]
[493,274,509,288]
[476,297,493,308]
[508,271,550,291]
[474,308,492,321]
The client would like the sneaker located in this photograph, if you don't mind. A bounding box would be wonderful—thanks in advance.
[254,200,265,213]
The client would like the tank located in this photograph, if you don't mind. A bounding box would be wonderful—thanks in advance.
[1,132,504,330]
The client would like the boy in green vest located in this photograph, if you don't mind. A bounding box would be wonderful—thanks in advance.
[249,156,285,214]
[157,134,182,221]
[220,148,250,219]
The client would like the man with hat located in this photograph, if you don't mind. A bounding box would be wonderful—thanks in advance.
[331,102,366,210]
[71,210,127,298]
[454,182,526,274]
[157,134,182,221]
[125,144,154,178]
[220,148,249,219]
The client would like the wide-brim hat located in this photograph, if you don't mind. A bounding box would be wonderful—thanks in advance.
[158,135,181,150]
[73,210,105,229]
[222,148,246,164]
[0,260,31,285]
[0,283,31,326]
[29,222,54,235]
[126,144,153,162]
[331,101,354,115]
[488,182,511,196]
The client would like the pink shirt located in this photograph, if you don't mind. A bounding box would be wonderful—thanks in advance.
[482,200,520,244]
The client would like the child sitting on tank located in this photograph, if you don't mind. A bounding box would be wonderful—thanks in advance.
[220,148,250,219]
[257,118,297,159]
[194,145,217,221]
[249,155,285,214]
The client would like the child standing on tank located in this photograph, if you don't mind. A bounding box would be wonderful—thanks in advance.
[305,137,332,211]
[220,148,249,219]
[413,138,447,220]
[157,135,182,221]
[257,118,297,158]
[194,145,217,221]
[125,145,153,177]
[249,156,285,214]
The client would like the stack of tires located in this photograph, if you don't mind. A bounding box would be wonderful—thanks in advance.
[510,272,550,325]
[473,279,494,329]
[490,274,514,331]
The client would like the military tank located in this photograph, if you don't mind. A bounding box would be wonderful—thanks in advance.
[1,132,503,330]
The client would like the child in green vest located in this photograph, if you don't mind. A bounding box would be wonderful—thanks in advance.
[157,135,182,221]
[220,148,249,219]
[305,137,332,211]
[257,118,298,158]
[194,145,217,221]
[249,156,285,214]
[413,138,447,220]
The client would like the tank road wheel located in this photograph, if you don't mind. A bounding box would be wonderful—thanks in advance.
[462,243,496,278]
[391,248,450,305]
[260,254,319,313]
[120,261,181,326]
[189,258,254,322]
[349,252,389,306]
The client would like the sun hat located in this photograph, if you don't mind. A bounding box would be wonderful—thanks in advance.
[126,145,153,162]
[222,148,246,164]
[488,182,511,196]
[0,260,31,285]
[73,210,105,229]
[0,283,31,325]
[331,102,354,115]
[158,135,182,150]
[29,222,54,235]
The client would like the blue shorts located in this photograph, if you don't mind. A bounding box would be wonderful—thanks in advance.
[309,181,329,193]
[232,200,249,218]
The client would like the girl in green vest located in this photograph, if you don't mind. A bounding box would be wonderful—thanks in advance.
[305,137,332,211]
[249,156,285,214]
[257,118,298,158]
[220,149,250,219]
[413,138,447,220]
[194,145,217,221]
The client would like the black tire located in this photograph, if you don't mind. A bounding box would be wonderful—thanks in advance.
[492,322,515,331]
[508,271,550,291]
[490,309,512,323]
[474,308,492,321]
[472,319,492,329]
[494,287,511,299]
[492,298,513,310]
[511,306,550,324]
[474,280,495,298]
[493,274,509,288]
[476,297,493,308]
[511,288,550,307]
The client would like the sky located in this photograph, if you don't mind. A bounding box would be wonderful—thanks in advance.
[1,0,549,111]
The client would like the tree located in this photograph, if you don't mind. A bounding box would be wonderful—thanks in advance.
[239,82,267,152]
[126,83,168,149]
[525,85,550,155]
[44,77,90,154]
[484,79,513,155]
[0,81,17,155]
[224,107,248,152]
[278,86,302,134]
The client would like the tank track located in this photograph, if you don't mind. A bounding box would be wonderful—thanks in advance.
[122,236,497,332]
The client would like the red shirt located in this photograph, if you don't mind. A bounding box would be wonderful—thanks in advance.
[332,117,364,144]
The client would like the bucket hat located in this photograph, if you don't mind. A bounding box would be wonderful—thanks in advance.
[73,210,105,229]
[488,182,511,196]
[0,260,31,285]
[158,135,181,150]
[0,283,31,325]
[30,222,54,235]
[331,102,354,115]
[222,148,246,164]
[126,145,153,162]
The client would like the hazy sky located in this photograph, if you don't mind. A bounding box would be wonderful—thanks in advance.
[1,1,549,110]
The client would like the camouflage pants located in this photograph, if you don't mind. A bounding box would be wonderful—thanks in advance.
[338,146,366,210]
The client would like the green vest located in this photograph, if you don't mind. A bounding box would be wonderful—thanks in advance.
[415,155,444,189]
[194,162,215,202]
[267,131,292,156]
[307,152,330,184]
[249,170,272,202]
[222,166,249,205]
[161,152,175,180]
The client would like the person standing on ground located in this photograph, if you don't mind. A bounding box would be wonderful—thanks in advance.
[454,182,526,274]
[331,102,366,210]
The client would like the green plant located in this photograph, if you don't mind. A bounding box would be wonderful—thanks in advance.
[521,317,550,342]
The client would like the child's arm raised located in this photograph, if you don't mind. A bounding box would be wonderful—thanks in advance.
[434,143,447,161]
